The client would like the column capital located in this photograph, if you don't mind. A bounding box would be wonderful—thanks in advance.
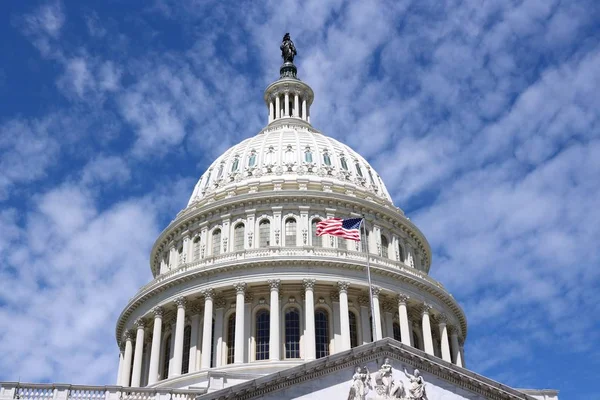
[397,294,409,305]
[134,318,146,329]
[420,303,433,316]
[201,288,215,300]
[152,306,164,318]
[448,325,459,336]
[233,282,247,294]
[268,279,281,291]
[123,330,135,342]
[214,297,227,309]
[371,286,381,298]
[303,278,316,290]
[337,281,350,293]
[436,313,449,325]
[174,297,187,309]
[357,295,370,307]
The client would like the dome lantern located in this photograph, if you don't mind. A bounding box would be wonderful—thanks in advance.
[264,33,314,126]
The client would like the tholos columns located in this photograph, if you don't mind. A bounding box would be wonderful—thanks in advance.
[275,95,280,119]
[233,282,247,364]
[269,279,281,360]
[294,93,299,117]
[421,303,434,355]
[371,286,383,341]
[200,289,215,369]
[284,92,290,117]
[397,294,411,346]
[303,278,316,360]
[120,331,134,386]
[130,318,146,386]
[170,297,187,377]
[438,314,452,362]
[450,326,463,367]
[301,97,307,120]
[147,306,163,385]
[269,100,274,123]
[338,281,351,351]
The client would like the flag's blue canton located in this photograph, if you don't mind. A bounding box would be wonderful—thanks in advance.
[342,218,363,230]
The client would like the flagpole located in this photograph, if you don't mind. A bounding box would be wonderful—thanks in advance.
[360,216,377,342]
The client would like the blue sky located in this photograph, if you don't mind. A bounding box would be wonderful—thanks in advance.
[0,0,599,398]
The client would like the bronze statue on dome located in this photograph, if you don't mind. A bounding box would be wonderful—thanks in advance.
[281,33,297,63]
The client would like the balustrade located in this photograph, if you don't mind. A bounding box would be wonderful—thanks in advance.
[0,384,199,400]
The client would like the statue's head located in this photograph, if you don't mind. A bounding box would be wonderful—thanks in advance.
[414,369,421,377]
[283,33,291,41]
[355,366,362,373]
[384,357,390,364]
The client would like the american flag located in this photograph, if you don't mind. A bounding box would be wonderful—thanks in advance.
[315,217,363,241]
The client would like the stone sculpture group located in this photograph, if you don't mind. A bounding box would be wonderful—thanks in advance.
[347,358,427,400]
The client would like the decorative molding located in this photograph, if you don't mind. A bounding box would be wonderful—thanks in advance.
[267,279,281,291]
[303,278,316,290]
[357,296,370,307]
[201,288,215,300]
[151,306,164,318]
[174,297,187,309]
[397,294,409,305]
[233,282,247,294]
[330,291,340,302]
[371,286,381,298]
[134,318,145,329]
[337,281,350,293]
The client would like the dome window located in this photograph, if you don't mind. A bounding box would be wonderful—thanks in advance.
[248,151,257,167]
[355,162,363,178]
[368,168,376,185]
[231,156,240,172]
[304,147,313,163]
[323,151,332,166]
[217,163,224,179]
[340,156,349,171]
[203,169,212,188]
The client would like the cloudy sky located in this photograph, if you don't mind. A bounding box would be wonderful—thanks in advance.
[1,0,599,398]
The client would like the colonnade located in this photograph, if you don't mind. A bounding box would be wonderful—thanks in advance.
[267,90,310,123]
[116,280,464,387]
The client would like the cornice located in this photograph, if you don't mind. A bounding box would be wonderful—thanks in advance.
[115,256,466,345]
[150,191,431,276]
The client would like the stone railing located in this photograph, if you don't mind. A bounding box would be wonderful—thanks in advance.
[0,383,202,400]
[139,247,443,295]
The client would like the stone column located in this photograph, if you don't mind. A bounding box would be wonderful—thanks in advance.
[121,331,134,386]
[268,279,281,360]
[294,93,299,117]
[459,341,466,368]
[437,314,452,362]
[421,303,434,355]
[302,98,307,120]
[382,302,394,339]
[338,281,351,351]
[449,326,463,367]
[200,289,214,369]
[269,99,274,123]
[233,282,247,364]
[275,95,280,119]
[214,298,226,368]
[147,306,163,385]
[303,278,316,360]
[331,291,341,352]
[188,305,201,373]
[358,296,371,344]
[116,347,124,385]
[371,287,383,341]
[182,233,191,266]
[170,297,187,377]
[397,295,411,346]
[284,92,290,117]
[130,318,146,387]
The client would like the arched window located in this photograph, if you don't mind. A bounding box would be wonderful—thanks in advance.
[398,243,405,262]
[349,311,358,348]
[340,156,349,171]
[304,148,313,163]
[285,218,297,247]
[323,152,332,166]
[227,313,236,364]
[162,334,171,379]
[315,309,330,358]
[182,326,191,374]
[234,223,245,251]
[311,219,321,247]
[193,237,201,261]
[231,156,239,172]
[259,220,270,247]
[381,235,389,258]
[355,162,363,177]
[248,151,257,167]
[212,229,221,256]
[285,308,300,358]
[255,310,270,360]
[413,331,421,350]
[393,322,401,342]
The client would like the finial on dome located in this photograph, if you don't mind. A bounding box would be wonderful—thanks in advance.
[280,33,298,79]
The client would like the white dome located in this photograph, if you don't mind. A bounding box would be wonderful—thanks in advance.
[188,122,393,206]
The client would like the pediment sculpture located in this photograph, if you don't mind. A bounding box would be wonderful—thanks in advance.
[348,358,427,400]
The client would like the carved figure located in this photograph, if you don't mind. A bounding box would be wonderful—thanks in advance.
[280,33,297,63]
[347,366,372,400]
[390,380,406,399]
[404,368,427,400]
[375,357,394,397]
